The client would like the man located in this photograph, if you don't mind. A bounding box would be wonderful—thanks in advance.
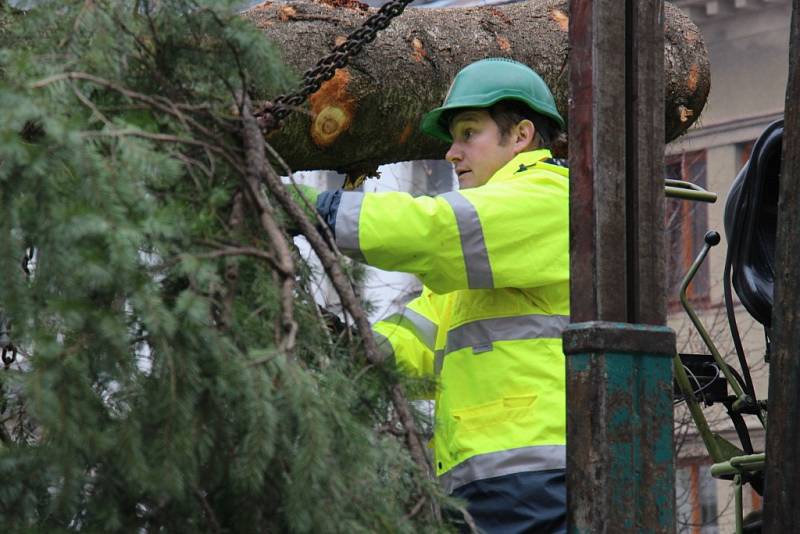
[309,58,569,532]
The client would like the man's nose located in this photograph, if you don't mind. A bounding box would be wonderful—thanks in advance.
[445,143,461,164]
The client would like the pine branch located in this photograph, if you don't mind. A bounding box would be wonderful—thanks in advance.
[0,417,10,445]
[71,83,113,126]
[2,4,449,528]
[240,99,298,356]
[405,496,426,520]
[30,72,213,138]
[78,129,234,166]
[264,140,341,257]
[31,71,242,173]
[239,96,431,477]
[219,191,245,333]
[195,489,222,534]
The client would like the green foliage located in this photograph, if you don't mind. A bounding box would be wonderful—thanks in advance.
[0,1,448,531]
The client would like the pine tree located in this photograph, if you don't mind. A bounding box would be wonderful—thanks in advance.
[0,2,448,531]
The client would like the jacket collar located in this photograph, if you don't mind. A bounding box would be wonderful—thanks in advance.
[487,149,553,185]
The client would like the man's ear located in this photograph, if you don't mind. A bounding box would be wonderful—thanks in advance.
[512,119,537,154]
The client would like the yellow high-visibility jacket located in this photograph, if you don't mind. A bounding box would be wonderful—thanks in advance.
[334,149,569,494]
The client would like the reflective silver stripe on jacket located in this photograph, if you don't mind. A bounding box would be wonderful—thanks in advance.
[445,314,570,355]
[335,192,366,263]
[434,349,445,376]
[441,192,494,289]
[380,308,437,351]
[439,444,566,494]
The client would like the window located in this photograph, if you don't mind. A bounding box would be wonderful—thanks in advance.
[676,462,719,534]
[751,487,762,513]
[665,150,709,308]
[738,140,755,170]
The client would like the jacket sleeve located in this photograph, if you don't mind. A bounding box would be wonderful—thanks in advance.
[373,289,441,399]
[332,170,569,293]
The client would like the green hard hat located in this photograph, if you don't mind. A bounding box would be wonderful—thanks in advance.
[421,58,565,143]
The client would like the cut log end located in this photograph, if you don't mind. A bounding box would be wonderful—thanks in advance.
[309,69,355,147]
[312,105,352,146]
[411,37,428,62]
[551,8,569,31]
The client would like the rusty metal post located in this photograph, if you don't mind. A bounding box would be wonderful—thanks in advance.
[565,1,676,532]
[764,0,800,530]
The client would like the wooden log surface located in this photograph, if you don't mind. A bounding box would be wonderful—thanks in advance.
[244,0,710,173]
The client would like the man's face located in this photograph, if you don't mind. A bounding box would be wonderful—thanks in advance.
[445,109,516,189]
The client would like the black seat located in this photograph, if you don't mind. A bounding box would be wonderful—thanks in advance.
[724,119,783,328]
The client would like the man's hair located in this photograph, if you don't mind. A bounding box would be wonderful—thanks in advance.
[487,100,560,148]
[444,100,566,154]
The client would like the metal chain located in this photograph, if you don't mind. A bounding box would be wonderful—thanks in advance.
[256,0,414,132]
[0,310,14,369]
[0,249,34,370]
[21,247,34,277]
[2,346,16,369]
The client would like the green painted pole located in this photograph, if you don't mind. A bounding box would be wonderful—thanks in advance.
[563,323,676,532]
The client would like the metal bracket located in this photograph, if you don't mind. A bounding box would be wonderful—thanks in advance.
[563,321,676,356]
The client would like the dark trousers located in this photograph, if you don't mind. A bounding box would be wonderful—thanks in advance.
[448,469,566,534]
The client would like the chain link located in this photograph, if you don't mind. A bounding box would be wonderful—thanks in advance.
[0,308,14,369]
[2,346,16,368]
[21,247,34,277]
[0,249,33,370]
[256,0,414,132]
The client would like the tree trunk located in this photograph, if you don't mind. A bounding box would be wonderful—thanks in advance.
[244,0,709,173]
[764,0,800,530]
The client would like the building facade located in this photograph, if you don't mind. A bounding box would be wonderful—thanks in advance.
[670,1,791,532]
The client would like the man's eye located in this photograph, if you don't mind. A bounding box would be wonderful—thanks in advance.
[463,129,473,140]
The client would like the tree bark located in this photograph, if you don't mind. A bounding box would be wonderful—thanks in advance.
[764,0,800,530]
[244,0,710,173]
